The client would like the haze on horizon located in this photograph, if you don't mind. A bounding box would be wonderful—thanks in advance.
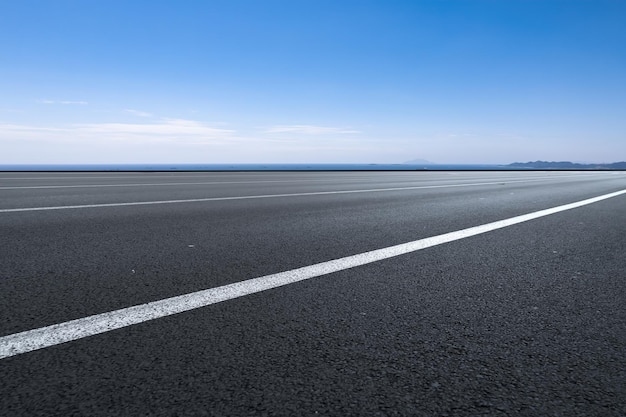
[1,1,624,165]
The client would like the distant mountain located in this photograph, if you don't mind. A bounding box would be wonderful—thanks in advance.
[404,159,434,165]
[508,161,626,169]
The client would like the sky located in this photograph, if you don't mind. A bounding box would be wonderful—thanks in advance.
[1,0,625,165]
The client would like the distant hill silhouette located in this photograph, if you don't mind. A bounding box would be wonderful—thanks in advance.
[404,159,434,165]
[508,161,626,169]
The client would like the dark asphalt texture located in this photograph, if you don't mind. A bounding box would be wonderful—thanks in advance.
[1,171,625,416]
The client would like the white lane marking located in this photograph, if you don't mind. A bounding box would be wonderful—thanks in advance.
[0,171,612,183]
[0,176,212,181]
[1,188,625,359]
[0,173,270,180]
[0,178,597,213]
[0,172,594,179]
[0,174,602,190]
[0,178,356,190]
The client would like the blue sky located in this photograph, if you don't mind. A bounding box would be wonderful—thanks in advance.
[1,0,625,164]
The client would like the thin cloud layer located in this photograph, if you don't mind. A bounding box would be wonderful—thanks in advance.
[0,120,395,164]
[38,100,89,105]
[265,125,359,135]
[0,119,236,145]
[77,119,234,139]
[124,109,153,118]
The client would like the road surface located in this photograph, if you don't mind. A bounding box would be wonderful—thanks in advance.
[1,171,625,416]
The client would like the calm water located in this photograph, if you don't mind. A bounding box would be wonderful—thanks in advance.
[0,163,515,171]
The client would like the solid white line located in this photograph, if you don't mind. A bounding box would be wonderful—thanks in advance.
[0,178,351,190]
[0,174,265,180]
[0,174,599,190]
[1,188,625,359]
[0,178,585,213]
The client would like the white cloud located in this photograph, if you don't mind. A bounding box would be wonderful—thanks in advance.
[38,99,88,105]
[0,123,67,136]
[264,125,359,135]
[0,119,392,164]
[125,109,153,118]
[0,119,236,145]
[0,118,251,163]
[75,119,236,142]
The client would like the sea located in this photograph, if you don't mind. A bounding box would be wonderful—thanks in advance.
[0,163,517,171]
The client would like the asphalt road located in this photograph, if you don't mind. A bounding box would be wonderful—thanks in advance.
[1,171,625,416]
